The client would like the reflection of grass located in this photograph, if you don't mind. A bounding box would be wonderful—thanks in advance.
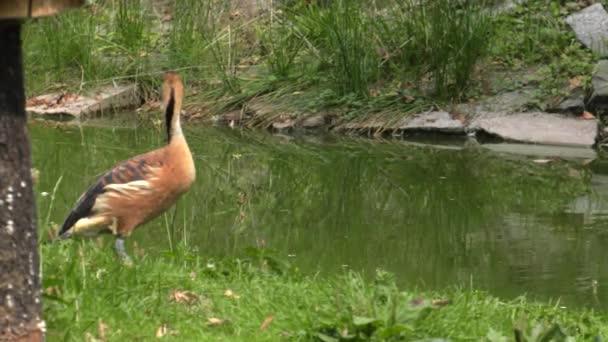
[42,243,608,340]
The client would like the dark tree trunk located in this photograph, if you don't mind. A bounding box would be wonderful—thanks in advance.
[0,21,44,342]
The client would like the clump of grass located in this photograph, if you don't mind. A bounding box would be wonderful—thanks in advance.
[23,8,103,93]
[112,0,149,55]
[293,0,377,97]
[376,0,495,99]
[256,13,304,80]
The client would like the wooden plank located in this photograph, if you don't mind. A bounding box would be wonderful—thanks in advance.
[0,0,84,19]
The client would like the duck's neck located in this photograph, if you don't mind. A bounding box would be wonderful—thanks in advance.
[165,88,183,144]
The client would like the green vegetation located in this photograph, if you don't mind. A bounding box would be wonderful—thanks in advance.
[25,0,584,125]
[42,241,608,341]
[31,122,600,341]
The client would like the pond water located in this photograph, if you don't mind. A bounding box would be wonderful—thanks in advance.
[30,120,608,310]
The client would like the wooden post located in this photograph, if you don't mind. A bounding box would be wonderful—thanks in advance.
[0,1,83,340]
[0,20,44,342]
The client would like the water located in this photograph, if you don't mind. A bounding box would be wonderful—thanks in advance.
[30,120,608,309]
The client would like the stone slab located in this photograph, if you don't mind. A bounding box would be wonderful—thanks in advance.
[565,3,608,56]
[27,84,138,120]
[469,112,598,147]
[589,60,608,110]
[399,111,465,133]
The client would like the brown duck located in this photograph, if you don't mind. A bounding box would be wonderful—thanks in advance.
[59,72,195,262]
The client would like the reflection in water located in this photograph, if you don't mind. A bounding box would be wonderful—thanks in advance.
[31,121,607,309]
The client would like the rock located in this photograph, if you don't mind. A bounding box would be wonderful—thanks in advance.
[398,111,465,134]
[455,87,536,116]
[469,112,598,147]
[589,60,608,111]
[553,89,585,114]
[214,110,250,125]
[333,117,392,134]
[272,118,296,131]
[27,84,138,121]
[300,114,327,129]
[565,4,608,56]
[493,0,528,14]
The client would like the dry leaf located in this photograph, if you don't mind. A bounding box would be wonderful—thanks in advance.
[259,315,274,330]
[532,159,552,164]
[568,76,583,90]
[401,95,415,104]
[431,299,451,307]
[450,112,466,123]
[161,14,172,22]
[98,319,108,341]
[229,10,240,19]
[156,324,167,338]
[223,289,240,299]
[132,241,145,258]
[85,332,101,342]
[207,317,227,327]
[583,111,595,120]
[170,290,200,304]
[45,286,61,297]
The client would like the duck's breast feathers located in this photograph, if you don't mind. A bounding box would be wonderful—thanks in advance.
[59,153,163,236]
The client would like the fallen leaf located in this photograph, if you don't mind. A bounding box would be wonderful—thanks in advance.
[161,14,172,22]
[259,315,274,330]
[45,286,61,297]
[156,324,167,338]
[568,76,583,90]
[170,290,200,304]
[207,317,227,326]
[532,159,552,164]
[450,112,466,123]
[431,299,451,307]
[98,319,108,341]
[85,332,101,342]
[155,323,178,338]
[229,10,240,19]
[401,95,415,104]
[582,111,595,120]
[223,289,240,299]
[132,241,145,258]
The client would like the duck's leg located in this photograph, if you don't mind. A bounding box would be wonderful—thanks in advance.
[115,237,133,265]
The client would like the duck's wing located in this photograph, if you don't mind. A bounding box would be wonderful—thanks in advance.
[59,154,162,237]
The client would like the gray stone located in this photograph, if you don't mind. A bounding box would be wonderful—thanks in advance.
[589,60,608,110]
[398,111,465,133]
[272,118,296,131]
[455,87,536,116]
[27,84,138,121]
[565,4,608,56]
[492,0,528,14]
[300,114,327,129]
[469,112,598,147]
[554,90,585,114]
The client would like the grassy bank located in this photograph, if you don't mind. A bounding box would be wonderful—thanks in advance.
[22,0,598,128]
[42,240,607,341]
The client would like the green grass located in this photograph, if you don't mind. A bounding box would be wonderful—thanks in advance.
[42,241,608,341]
[20,0,605,125]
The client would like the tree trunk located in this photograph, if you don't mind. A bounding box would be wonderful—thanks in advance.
[0,21,44,342]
